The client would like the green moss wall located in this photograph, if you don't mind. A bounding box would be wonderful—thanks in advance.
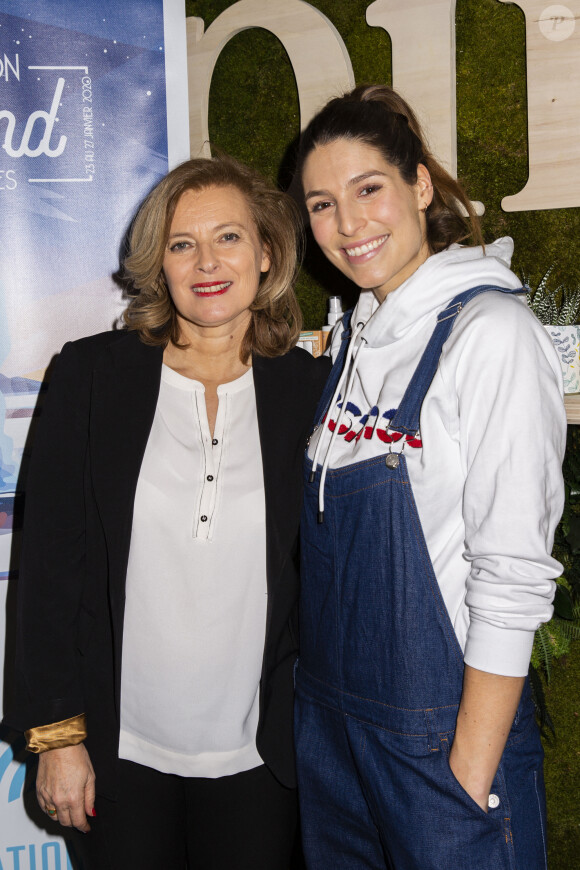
[186,0,580,329]
[185,3,580,864]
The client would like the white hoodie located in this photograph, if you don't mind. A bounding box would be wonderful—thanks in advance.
[308,238,566,677]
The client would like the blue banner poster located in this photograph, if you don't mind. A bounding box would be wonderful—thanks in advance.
[0,0,188,580]
[0,1,188,862]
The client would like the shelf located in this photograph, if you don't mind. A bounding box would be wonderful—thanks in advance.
[565,393,580,425]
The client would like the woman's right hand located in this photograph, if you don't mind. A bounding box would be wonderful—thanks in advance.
[36,743,96,832]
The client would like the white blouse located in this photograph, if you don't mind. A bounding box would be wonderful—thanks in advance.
[119,364,267,778]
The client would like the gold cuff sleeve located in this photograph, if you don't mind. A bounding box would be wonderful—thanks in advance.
[25,714,87,754]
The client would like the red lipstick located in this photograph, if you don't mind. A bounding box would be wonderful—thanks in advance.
[192,281,232,297]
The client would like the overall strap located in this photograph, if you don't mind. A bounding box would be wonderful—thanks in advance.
[389,285,524,436]
[312,309,353,426]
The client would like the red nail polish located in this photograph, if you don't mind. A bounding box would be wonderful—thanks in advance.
[91,808,97,817]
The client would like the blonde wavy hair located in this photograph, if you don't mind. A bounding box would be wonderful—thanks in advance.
[123,154,303,359]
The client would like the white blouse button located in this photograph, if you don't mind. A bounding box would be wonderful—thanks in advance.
[488,794,500,809]
[200,515,208,523]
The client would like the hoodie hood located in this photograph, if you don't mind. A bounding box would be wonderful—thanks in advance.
[351,237,522,350]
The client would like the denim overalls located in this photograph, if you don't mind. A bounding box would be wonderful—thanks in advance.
[295,287,548,870]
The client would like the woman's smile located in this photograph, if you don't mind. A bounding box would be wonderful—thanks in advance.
[303,138,432,302]
[191,280,233,296]
[342,233,389,263]
[162,184,270,337]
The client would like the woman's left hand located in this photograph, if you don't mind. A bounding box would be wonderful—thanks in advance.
[36,743,96,831]
[448,743,494,812]
[449,665,525,812]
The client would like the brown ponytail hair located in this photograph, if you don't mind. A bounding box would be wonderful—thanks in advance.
[296,84,482,253]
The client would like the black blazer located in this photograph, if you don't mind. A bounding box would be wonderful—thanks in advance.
[6,330,330,796]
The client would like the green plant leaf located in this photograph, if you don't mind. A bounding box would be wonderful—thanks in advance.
[559,621,580,641]
[525,265,580,324]
[533,623,553,681]
[565,515,580,554]
[554,584,575,620]
[528,663,556,738]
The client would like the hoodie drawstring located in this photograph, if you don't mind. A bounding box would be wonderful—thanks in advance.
[313,321,366,523]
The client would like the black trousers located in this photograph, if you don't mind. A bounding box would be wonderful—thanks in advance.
[71,760,299,870]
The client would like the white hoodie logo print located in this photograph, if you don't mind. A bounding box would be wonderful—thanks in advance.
[325,398,422,448]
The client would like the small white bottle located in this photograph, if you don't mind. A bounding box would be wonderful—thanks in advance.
[327,296,343,326]
[322,296,343,350]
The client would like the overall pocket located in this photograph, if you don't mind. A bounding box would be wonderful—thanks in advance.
[439,733,510,824]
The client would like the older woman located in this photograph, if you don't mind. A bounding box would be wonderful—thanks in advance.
[7,155,330,869]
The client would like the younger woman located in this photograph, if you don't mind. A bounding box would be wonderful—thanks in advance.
[294,85,566,870]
